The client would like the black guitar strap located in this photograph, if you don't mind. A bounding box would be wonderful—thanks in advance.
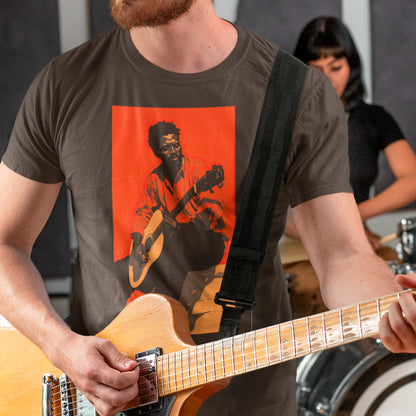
[214,50,308,339]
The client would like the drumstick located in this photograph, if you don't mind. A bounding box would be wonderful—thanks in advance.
[379,232,397,245]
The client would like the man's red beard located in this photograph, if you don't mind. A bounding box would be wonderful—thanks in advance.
[110,0,196,29]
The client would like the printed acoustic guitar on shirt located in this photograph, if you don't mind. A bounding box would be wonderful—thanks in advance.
[1,289,415,415]
[128,164,224,289]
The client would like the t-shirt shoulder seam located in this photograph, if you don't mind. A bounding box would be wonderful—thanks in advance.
[294,67,325,128]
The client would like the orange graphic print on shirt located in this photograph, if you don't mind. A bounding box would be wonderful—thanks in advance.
[112,106,236,335]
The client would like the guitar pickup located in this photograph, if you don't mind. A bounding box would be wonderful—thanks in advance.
[136,347,162,414]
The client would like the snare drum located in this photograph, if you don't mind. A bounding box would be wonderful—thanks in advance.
[296,339,416,415]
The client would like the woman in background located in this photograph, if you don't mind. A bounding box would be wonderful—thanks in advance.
[290,16,416,248]
[283,16,416,317]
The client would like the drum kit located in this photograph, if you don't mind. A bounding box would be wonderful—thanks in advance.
[280,216,416,415]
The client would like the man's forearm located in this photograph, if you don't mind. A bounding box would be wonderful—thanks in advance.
[0,243,72,364]
[318,250,401,310]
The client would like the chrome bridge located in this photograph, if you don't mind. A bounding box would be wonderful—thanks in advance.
[42,374,80,416]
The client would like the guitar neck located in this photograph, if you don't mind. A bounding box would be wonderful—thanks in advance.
[157,289,415,396]
[170,186,196,219]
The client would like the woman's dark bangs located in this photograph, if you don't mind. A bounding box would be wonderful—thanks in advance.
[315,45,345,60]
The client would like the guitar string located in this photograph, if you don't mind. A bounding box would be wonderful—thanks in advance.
[50,295,404,398]
[50,299,386,408]
[51,308,376,398]
[50,297,393,396]
[151,297,391,388]
[50,383,161,407]
[50,317,378,414]
[50,384,161,406]
[47,294,402,410]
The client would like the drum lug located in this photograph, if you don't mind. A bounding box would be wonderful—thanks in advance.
[314,398,330,415]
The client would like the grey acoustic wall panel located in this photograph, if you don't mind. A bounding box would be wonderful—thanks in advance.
[0,1,60,154]
[237,0,342,53]
[371,1,416,207]
[0,1,72,278]
[371,0,416,147]
[90,0,116,37]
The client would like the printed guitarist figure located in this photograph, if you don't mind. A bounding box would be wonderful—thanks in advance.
[129,121,226,299]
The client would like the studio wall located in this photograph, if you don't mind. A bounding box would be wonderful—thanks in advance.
[0,1,71,279]
[371,1,416,206]
[237,0,342,53]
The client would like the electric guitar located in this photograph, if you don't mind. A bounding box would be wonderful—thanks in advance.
[1,289,415,415]
[128,165,224,289]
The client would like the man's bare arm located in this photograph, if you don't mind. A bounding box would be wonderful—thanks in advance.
[0,163,139,416]
[291,192,416,353]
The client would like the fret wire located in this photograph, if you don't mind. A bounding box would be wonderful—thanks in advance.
[221,339,225,377]
[306,317,311,353]
[278,324,282,361]
[167,354,171,393]
[173,351,177,391]
[195,347,199,385]
[187,349,191,388]
[338,309,344,343]
[290,321,296,357]
[253,331,258,368]
[231,338,235,374]
[322,313,327,348]
[265,328,270,365]
[180,350,184,390]
[160,355,165,395]
[203,344,207,383]
[211,342,216,380]
[377,298,381,321]
[357,304,362,337]
[242,333,246,371]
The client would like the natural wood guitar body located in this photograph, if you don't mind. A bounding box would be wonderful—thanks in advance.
[0,294,228,415]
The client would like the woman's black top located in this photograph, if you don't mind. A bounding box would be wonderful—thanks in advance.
[348,100,404,203]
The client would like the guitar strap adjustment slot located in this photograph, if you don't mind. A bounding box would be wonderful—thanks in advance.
[214,294,256,311]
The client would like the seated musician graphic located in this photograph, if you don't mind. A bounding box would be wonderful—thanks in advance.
[128,121,226,299]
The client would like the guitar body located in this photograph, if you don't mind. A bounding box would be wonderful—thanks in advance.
[0,322,61,414]
[0,294,228,415]
[129,210,164,288]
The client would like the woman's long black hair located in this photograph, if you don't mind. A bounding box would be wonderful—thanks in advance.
[293,16,365,111]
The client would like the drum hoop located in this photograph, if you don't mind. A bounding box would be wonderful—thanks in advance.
[330,345,390,411]
[363,368,416,414]
[335,352,416,415]
[296,350,325,385]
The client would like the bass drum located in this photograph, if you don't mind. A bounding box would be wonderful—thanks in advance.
[296,339,416,415]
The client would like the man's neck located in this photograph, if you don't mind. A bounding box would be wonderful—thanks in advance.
[129,0,238,73]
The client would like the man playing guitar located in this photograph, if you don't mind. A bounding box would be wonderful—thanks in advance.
[1,1,416,416]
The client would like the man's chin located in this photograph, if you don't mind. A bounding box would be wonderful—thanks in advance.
[110,0,196,30]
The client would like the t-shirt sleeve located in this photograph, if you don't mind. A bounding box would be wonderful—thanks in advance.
[374,106,405,150]
[285,67,352,207]
[2,60,64,183]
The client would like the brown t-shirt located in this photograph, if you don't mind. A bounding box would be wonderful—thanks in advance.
[3,24,351,415]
